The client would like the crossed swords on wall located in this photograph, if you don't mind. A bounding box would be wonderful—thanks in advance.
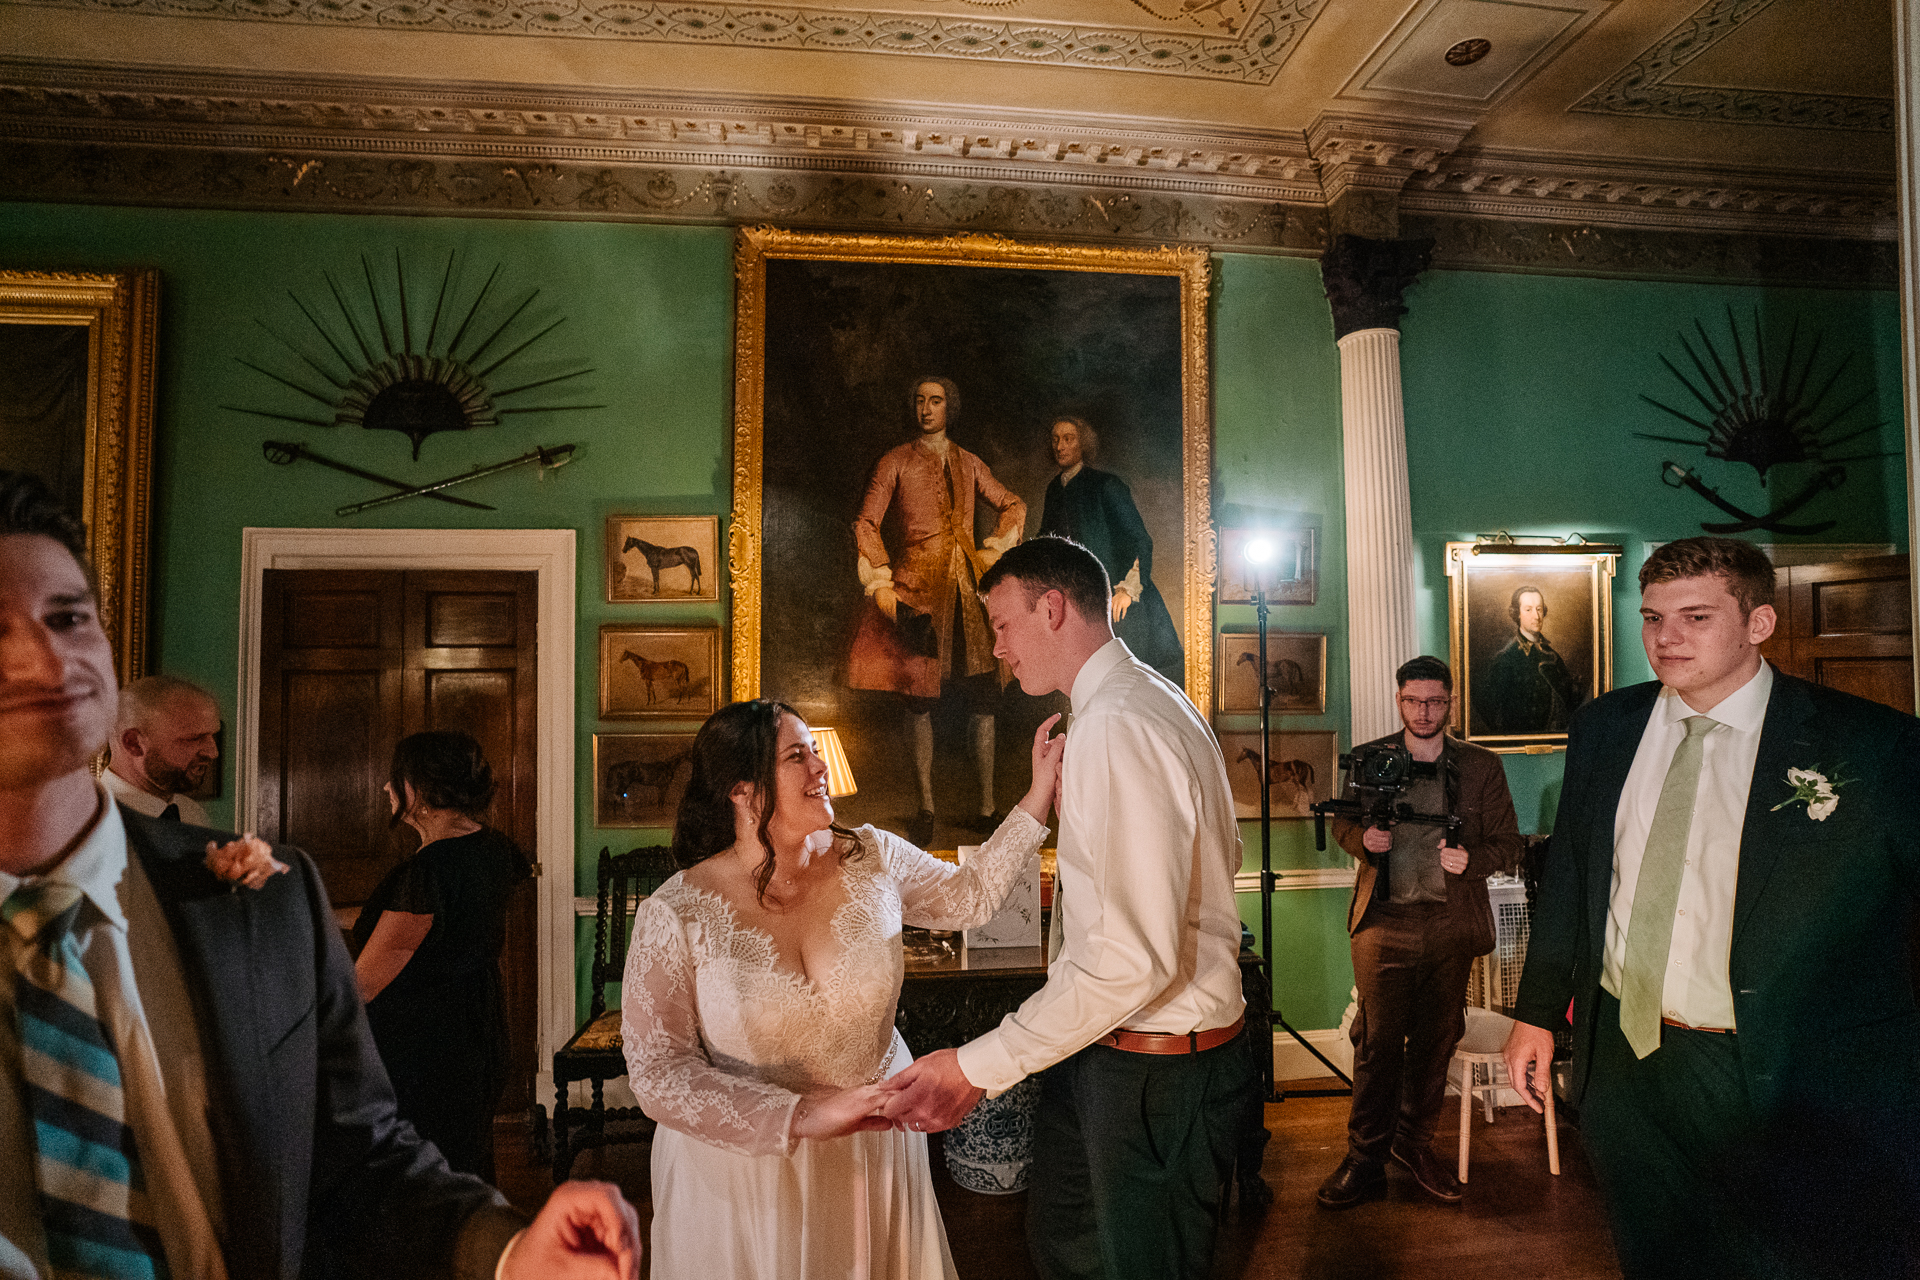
[265,440,576,517]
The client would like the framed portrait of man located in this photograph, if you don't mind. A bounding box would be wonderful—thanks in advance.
[1445,541,1621,752]
[729,228,1214,850]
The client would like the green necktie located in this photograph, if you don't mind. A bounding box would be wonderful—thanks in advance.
[1619,714,1718,1059]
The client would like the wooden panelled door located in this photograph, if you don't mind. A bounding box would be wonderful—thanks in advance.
[1760,553,1913,714]
[258,568,540,1112]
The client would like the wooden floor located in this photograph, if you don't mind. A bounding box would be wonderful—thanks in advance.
[494,1081,1621,1279]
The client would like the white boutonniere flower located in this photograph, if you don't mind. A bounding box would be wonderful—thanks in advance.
[1773,766,1849,822]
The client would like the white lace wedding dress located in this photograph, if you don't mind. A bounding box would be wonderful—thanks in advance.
[622,812,1047,1279]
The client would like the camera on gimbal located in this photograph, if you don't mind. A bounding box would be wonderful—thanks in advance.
[1310,742,1460,856]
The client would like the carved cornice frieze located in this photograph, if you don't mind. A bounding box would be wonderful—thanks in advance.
[2,0,1326,84]
[1572,0,1893,133]
[1404,149,1896,241]
[1405,212,1898,288]
[0,135,1328,250]
[1304,111,1471,205]
[0,61,1325,203]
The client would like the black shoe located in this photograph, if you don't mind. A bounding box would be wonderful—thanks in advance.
[906,810,936,848]
[964,810,1005,835]
[1315,1155,1385,1209]
[1391,1141,1463,1204]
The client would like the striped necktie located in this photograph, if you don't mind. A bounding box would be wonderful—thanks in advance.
[5,881,169,1279]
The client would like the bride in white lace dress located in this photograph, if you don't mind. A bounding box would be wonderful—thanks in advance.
[622,698,1062,1279]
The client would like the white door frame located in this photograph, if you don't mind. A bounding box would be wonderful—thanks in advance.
[236,527,576,1104]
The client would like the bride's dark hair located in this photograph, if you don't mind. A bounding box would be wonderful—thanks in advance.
[671,698,859,902]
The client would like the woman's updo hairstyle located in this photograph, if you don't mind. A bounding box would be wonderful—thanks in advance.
[389,730,496,823]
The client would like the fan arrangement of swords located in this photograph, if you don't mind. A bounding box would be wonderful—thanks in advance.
[1638,307,1892,536]
[228,250,594,516]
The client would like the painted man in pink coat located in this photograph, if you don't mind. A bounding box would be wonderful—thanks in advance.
[850,375,1026,846]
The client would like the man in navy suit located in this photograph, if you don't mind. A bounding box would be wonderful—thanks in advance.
[0,469,641,1278]
[1504,536,1920,1280]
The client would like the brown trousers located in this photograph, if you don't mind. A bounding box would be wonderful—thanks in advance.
[1346,901,1475,1161]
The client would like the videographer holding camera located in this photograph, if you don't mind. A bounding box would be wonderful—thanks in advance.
[1317,656,1522,1209]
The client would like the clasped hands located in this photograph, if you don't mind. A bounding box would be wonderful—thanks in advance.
[791,1048,987,1142]
[203,833,289,890]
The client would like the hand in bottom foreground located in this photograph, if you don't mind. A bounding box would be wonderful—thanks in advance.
[878,1048,986,1133]
[503,1180,642,1280]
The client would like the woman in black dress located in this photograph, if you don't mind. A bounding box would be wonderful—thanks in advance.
[352,730,531,1179]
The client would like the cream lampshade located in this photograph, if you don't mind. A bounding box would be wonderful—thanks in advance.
[810,727,858,798]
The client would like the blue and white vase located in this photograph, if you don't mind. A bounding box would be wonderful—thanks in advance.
[943,1074,1042,1195]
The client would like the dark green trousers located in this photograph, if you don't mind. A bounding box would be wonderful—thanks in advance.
[1026,1035,1257,1280]
[1583,991,1920,1280]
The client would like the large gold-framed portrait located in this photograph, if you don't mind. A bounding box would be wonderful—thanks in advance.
[1446,541,1620,753]
[0,270,158,681]
[729,229,1214,848]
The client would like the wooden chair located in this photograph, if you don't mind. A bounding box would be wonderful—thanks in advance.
[1452,1006,1559,1183]
[549,843,677,1181]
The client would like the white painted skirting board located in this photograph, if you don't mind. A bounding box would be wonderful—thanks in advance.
[236,528,577,1109]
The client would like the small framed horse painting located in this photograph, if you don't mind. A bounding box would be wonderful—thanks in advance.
[606,515,720,603]
[599,625,722,721]
[1216,729,1337,822]
[593,733,698,827]
[1216,631,1326,716]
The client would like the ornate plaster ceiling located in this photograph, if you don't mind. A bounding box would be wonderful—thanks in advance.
[0,0,1900,262]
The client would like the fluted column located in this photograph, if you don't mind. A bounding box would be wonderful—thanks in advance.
[1339,327,1418,742]
[1322,234,1432,743]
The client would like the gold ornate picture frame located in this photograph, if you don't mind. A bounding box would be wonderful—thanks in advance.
[0,270,159,681]
[1445,541,1620,753]
[728,228,1213,845]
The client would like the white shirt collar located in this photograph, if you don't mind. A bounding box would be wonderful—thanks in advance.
[1656,658,1773,733]
[0,779,130,932]
[1069,638,1132,713]
[1059,462,1084,485]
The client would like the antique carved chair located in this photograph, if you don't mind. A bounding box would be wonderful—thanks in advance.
[549,842,677,1181]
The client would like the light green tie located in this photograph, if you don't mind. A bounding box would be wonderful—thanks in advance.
[1619,714,1718,1059]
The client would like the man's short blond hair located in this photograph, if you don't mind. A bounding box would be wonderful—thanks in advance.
[117,675,217,734]
[1638,537,1776,615]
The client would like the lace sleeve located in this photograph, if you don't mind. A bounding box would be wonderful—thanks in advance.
[620,895,803,1157]
[884,809,1047,931]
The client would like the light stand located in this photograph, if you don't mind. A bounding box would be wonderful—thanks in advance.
[1245,538,1352,1100]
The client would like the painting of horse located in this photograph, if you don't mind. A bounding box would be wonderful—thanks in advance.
[601,625,720,719]
[1217,730,1336,820]
[594,734,698,826]
[1215,631,1326,715]
[605,516,720,602]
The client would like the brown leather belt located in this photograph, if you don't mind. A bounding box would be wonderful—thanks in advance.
[1661,1016,1733,1035]
[1096,1015,1245,1055]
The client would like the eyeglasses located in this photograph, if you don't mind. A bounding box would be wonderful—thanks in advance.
[1397,696,1452,713]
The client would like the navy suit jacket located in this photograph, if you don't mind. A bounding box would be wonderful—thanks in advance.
[124,807,526,1279]
[1513,672,1920,1121]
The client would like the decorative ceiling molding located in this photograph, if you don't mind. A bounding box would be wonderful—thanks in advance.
[1572,0,1894,133]
[1406,211,1896,288]
[1404,146,1896,240]
[0,60,1325,202]
[1305,110,1472,204]
[0,0,1326,84]
[0,135,1326,250]
[0,61,1896,256]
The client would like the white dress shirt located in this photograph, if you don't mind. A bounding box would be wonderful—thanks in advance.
[103,767,210,828]
[1603,660,1772,1031]
[1,785,227,1280]
[957,639,1246,1092]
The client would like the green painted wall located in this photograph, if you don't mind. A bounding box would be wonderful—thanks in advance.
[1400,270,1908,836]
[2,200,1906,1036]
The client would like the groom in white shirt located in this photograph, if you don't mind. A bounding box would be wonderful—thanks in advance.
[882,534,1253,1280]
